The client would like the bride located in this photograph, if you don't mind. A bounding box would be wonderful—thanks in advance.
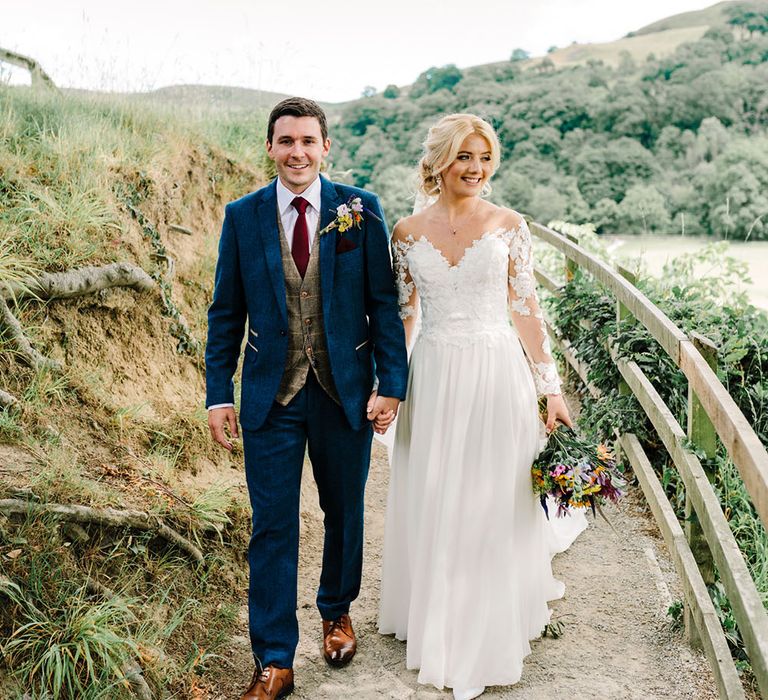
[377,114,587,699]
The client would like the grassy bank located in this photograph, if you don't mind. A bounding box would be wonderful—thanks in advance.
[0,85,265,698]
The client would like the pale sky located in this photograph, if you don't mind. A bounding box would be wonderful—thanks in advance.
[3,0,717,102]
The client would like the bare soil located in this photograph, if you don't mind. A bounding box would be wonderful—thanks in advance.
[206,442,720,700]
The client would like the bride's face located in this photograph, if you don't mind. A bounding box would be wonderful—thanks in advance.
[441,133,493,198]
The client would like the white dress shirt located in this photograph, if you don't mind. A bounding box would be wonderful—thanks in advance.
[276,175,322,249]
[207,177,323,412]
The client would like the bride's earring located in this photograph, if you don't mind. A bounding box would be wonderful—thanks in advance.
[435,174,442,193]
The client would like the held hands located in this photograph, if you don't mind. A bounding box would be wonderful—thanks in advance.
[367,391,400,435]
[545,393,572,433]
[208,406,239,451]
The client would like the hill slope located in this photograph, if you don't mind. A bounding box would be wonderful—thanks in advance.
[527,25,709,69]
[632,0,766,35]
[0,85,265,698]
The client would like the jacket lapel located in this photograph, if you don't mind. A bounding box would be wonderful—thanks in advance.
[319,176,342,320]
[256,180,288,324]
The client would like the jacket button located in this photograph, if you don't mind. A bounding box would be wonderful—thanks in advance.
[304,318,312,326]
[300,291,309,299]
[280,330,286,336]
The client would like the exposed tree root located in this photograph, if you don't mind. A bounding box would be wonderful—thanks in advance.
[85,577,116,600]
[168,224,194,236]
[0,297,59,371]
[0,263,156,373]
[0,499,205,565]
[0,47,57,90]
[122,662,154,700]
[2,262,155,302]
[0,388,19,407]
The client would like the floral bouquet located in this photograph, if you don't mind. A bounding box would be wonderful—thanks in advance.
[531,424,625,519]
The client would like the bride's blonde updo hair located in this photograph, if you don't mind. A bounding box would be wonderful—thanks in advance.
[418,113,501,198]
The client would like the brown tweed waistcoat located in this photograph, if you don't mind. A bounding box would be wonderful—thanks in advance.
[275,214,340,405]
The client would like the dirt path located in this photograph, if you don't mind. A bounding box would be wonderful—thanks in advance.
[212,441,719,700]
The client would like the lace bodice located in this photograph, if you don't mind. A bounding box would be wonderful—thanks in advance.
[392,220,561,395]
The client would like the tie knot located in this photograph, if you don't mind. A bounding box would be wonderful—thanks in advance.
[292,196,309,215]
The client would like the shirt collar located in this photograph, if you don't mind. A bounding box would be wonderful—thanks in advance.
[276,176,322,216]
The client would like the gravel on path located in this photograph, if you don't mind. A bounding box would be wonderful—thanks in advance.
[213,442,719,700]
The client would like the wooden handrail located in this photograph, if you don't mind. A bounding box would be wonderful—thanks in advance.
[533,221,768,699]
[616,353,768,692]
[620,433,746,700]
[530,221,768,529]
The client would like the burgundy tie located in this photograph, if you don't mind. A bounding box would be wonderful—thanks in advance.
[291,196,310,278]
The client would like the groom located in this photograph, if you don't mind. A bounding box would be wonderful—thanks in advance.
[205,97,408,699]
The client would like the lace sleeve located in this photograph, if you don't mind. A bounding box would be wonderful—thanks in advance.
[507,218,561,395]
[392,237,417,321]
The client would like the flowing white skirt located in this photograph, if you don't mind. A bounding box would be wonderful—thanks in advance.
[378,331,587,690]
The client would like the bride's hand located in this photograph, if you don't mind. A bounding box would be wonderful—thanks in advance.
[545,394,572,432]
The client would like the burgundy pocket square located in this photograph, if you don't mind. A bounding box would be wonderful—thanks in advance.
[336,236,358,254]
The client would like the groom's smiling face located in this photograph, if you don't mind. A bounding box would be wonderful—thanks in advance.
[267,116,331,194]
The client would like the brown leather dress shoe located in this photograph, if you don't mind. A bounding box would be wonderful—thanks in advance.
[322,613,357,667]
[240,665,294,700]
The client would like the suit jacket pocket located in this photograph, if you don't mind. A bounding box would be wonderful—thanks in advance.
[245,340,259,362]
[356,339,373,363]
[336,236,358,254]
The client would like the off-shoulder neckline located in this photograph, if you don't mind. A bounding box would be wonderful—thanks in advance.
[394,225,522,269]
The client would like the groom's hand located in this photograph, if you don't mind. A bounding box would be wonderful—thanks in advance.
[367,392,400,435]
[208,406,239,451]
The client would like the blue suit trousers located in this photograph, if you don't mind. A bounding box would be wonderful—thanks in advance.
[242,372,373,668]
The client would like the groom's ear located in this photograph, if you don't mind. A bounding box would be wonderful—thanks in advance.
[265,138,275,159]
[323,138,331,157]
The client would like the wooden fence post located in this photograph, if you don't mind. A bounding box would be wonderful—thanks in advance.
[560,232,580,387]
[564,232,578,283]
[616,265,636,397]
[684,331,719,647]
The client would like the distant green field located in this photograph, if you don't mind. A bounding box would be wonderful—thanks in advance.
[604,234,768,310]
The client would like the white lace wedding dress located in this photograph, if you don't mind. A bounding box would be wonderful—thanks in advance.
[378,217,587,692]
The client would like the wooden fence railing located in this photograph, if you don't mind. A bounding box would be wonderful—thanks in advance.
[529,221,768,700]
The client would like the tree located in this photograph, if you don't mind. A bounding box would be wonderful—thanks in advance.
[493,170,534,211]
[366,165,416,222]
[618,50,636,75]
[535,57,556,73]
[329,22,768,239]
[382,84,400,99]
[529,126,561,157]
[655,126,688,162]
[688,117,730,165]
[591,198,621,233]
[572,138,657,206]
[530,185,568,223]
[616,184,672,234]
[409,65,463,98]
[361,85,377,98]
[510,48,530,62]
[547,45,558,54]
[700,137,768,239]
[726,3,768,37]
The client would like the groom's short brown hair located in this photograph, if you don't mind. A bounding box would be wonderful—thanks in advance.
[267,97,328,143]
